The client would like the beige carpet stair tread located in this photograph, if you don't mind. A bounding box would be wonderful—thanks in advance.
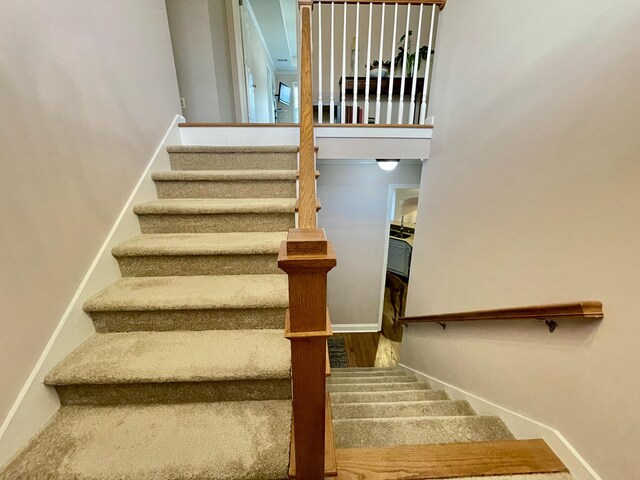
[133,198,296,215]
[83,274,288,312]
[328,375,418,384]
[328,382,431,393]
[45,329,290,385]
[333,416,514,449]
[332,400,475,419]
[152,170,298,181]
[167,145,299,153]
[0,401,291,479]
[112,232,287,257]
[330,390,450,404]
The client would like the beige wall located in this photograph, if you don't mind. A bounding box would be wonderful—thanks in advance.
[166,0,221,122]
[402,1,640,479]
[0,0,179,425]
[241,4,276,123]
[318,161,422,329]
[208,0,236,122]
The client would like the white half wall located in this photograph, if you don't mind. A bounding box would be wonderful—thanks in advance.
[401,1,640,479]
[0,0,180,438]
[317,160,422,331]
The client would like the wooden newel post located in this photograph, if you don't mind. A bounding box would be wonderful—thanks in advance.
[279,228,336,480]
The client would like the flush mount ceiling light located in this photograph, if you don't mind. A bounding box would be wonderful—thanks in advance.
[376,159,400,171]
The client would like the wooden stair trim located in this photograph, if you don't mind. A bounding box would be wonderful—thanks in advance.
[289,392,338,478]
[295,198,322,213]
[400,301,604,324]
[326,341,331,377]
[334,439,568,480]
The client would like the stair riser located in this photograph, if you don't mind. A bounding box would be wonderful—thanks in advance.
[330,390,449,404]
[116,254,282,277]
[331,400,475,419]
[91,308,286,333]
[333,417,514,449]
[137,213,295,234]
[328,376,417,384]
[327,383,431,393]
[169,153,298,171]
[155,180,296,199]
[54,379,292,406]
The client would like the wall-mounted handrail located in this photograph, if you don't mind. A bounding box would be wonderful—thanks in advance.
[399,301,604,332]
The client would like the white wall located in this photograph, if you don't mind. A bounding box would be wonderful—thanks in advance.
[208,0,236,122]
[166,0,221,122]
[275,73,298,123]
[402,1,640,479]
[318,161,422,330]
[393,188,419,225]
[241,3,276,123]
[0,0,179,432]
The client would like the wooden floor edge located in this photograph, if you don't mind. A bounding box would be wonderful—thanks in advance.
[334,439,568,480]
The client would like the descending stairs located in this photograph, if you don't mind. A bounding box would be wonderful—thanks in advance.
[328,367,572,479]
[0,146,299,479]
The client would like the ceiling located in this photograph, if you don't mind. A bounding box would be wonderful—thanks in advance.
[246,0,297,72]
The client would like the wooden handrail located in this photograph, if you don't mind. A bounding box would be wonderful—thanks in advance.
[297,0,318,229]
[399,301,604,332]
[314,0,447,9]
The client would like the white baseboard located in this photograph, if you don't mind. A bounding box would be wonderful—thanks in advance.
[399,364,602,480]
[331,323,380,333]
[0,115,184,466]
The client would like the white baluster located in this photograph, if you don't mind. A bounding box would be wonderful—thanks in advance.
[363,3,373,124]
[329,2,335,123]
[341,2,347,124]
[397,4,411,124]
[318,3,323,124]
[408,4,423,124]
[375,4,386,124]
[386,3,399,124]
[419,4,436,125]
[352,2,360,123]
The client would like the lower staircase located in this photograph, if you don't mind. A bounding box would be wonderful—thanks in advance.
[328,367,572,480]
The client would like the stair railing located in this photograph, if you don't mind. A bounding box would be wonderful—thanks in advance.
[277,2,335,479]
[282,1,445,476]
[313,0,446,125]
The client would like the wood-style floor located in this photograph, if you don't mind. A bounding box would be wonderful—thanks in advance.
[335,333,380,368]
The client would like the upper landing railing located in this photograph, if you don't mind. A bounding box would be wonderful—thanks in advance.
[312,0,445,125]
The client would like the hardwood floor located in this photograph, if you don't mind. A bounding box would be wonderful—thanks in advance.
[335,333,380,367]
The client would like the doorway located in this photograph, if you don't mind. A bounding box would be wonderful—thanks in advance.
[376,184,420,365]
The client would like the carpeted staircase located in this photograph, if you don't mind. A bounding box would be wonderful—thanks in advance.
[0,146,299,479]
[1,144,572,479]
[328,367,573,480]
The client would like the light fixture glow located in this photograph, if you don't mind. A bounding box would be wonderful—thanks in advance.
[376,159,400,171]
